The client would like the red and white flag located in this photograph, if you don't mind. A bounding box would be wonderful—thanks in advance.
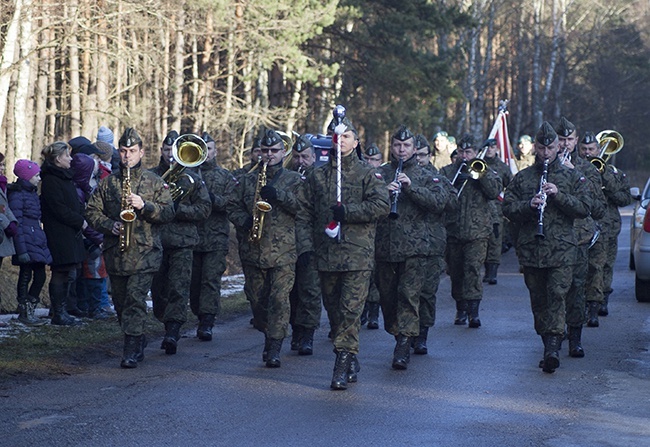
[488,100,518,175]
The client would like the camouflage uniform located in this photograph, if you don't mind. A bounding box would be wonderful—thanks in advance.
[484,155,513,273]
[503,158,590,337]
[189,159,235,320]
[149,161,211,328]
[587,164,632,310]
[375,156,451,337]
[296,152,389,355]
[227,163,302,340]
[440,160,502,320]
[516,152,535,171]
[289,164,322,339]
[86,163,175,336]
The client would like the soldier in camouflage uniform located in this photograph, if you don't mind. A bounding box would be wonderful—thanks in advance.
[440,135,502,329]
[149,131,212,355]
[359,143,383,330]
[86,128,175,368]
[227,128,303,368]
[482,138,513,285]
[288,135,322,355]
[189,132,235,342]
[555,118,605,357]
[516,135,536,171]
[503,122,590,373]
[375,126,451,370]
[578,131,632,319]
[297,116,389,390]
[411,134,457,355]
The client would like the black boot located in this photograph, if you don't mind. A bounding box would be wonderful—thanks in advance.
[586,301,599,327]
[262,337,272,362]
[331,350,352,390]
[298,328,314,356]
[120,335,141,368]
[568,326,585,358]
[392,334,411,370]
[197,314,215,341]
[454,300,467,325]
[486,263,499,285]
[467,300,481,328]
[49,282,80,326]
[413,326,429,355]
[360,302,369,326]
[598,294,609,316]
[265,338,283,367]
[542,334,561,373]
[347,354,360,383]
[161,321,182,355]
[290,327,303,351]
[135,334,147,362]
[367,302,380,329]
[18,296,45,326]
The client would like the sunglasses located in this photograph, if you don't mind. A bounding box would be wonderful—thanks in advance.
[261,148,283,153]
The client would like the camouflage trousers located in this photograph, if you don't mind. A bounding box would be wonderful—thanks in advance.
[419,255,444,328]
[109,273,155,336]
[447,237,488,302]
[376,257,426,337]
[485,220,503,264]
[189,250,227,318]
[602,235,619,299]
[586,238,606,304]
[366,269,380,304]
[151,247,192,325]
[243,263,294,340]
[565,244,588,327]
[522,266,571,336]
[319,270,371,355]
[289,255,322,331]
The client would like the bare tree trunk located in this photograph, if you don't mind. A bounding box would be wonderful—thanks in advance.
[34,5,51,156]
[191,33,199,129]
[68,0,82,136]
[159,15,170,139]
[531,0,543,128]
[170,5,185,132]
[14,0,34,159]
[0,0,22,144]
[96,0,109,131]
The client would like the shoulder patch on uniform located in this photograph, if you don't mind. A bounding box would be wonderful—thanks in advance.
[163,183,170,189]
[432,177,440,183]
[374,172,383,179]
[579,176,586,182]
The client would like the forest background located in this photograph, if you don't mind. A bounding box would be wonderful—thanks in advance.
[1,0,649,182]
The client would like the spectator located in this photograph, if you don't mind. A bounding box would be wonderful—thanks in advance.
[0,152,18,319]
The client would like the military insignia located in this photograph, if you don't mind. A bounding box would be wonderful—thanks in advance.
[163,183,170,189]
[374,172,383,179]
[126,138,132,146]
[579,176,586,182]
[432,177,440,183]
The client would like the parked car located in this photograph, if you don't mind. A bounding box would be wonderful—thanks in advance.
[630,176,650,302]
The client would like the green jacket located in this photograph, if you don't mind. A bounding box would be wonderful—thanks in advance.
[86,163,175,275]
[296,152,389,272]
[599,164,633,237]
[503,158,591,268]
[485,155,513,224]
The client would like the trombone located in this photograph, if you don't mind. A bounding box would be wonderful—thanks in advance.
[453,145,489,197]
[590,130,624,173]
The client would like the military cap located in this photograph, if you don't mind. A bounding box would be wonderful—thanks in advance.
[392,125,414,142]
[260,128,284,148]
[447,136,456,144]
[555,116,576,137]
[458,134,475,150]
[163,130,179,146]
[119,127,143,148]
[251,136,261,150]
[365,143,380,157]
[293,135,313,153]
[201,131,215,144]
[433,130,448,139]
[415,134,431,151]
[327,117,358,137]
[581,131,597,145]
[518,135,532,144]
[536,121,558,146]
[482,138,497,148]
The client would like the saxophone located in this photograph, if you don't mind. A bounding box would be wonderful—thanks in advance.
[119,166,137,252]
[249,161,272,243]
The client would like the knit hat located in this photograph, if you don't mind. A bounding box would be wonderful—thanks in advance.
[14,159,40,181]
[69,136,101,156]
[97,126,115,146]
[94,141,114,162]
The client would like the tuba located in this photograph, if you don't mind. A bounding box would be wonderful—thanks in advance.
[119,166,136,252]
[161,134,208,201]
[591,130,624,173]
[249,161,272,243]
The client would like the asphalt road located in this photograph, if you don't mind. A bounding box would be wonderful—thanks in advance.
[1,209,649,447]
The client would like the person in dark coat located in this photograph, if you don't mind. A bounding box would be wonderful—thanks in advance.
[40,141,88,326]
[8,160,52,325]
[0,152,18,318]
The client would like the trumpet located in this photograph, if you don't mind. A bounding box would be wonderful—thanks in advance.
[590,130,624,173]
[455,146,488,197]
[162,134,208,201]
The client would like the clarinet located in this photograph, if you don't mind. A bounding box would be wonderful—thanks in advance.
[536,159,549,239]
[388,158,403,220]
